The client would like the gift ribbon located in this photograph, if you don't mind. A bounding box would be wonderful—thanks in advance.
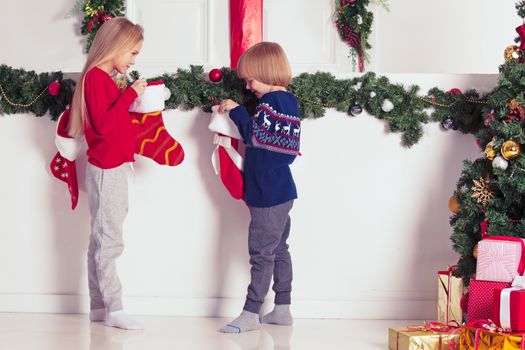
[480,221,525,276]
[466,319,525,350]
[438,265,458,324]
[211,133,244,175]
[471,327,525,350]
[395,321,460,350]
[500,276,525,330]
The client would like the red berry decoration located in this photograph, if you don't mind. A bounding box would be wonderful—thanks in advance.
[209,68,223,83]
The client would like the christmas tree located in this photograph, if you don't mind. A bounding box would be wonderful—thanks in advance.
[450,2,525,282]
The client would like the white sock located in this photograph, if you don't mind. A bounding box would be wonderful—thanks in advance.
[90,308,106,322]
[104,310,144,330]
[220,310,260,333]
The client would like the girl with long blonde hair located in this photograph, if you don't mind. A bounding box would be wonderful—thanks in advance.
[70,16,147,330]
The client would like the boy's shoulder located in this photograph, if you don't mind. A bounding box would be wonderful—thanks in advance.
[260,90,297,104]
[259,91,300,120]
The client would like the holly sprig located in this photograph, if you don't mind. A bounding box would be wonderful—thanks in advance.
[67,0,126,53]
[334,0,389,71]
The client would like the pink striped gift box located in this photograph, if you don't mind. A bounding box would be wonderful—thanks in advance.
[476,236,525,283]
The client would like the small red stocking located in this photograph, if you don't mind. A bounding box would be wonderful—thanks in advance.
[213,134,244,200]
[50,152,79,210]
[209,106,244,200]
[50,109,80,210]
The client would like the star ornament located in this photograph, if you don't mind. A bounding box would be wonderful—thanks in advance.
[471,177,494,207]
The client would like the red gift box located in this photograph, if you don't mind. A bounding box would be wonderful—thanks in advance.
[467,278,511,322]
[493,278,525,331]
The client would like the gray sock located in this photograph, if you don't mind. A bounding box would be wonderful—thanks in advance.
[260,304,293,326]
[220,310,261,333]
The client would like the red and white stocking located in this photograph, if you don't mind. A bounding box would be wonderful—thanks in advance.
[209,106,244,200]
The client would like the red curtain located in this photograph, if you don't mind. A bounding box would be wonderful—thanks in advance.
[229,0,263,68]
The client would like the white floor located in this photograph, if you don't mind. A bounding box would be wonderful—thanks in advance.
[0,313,420,350]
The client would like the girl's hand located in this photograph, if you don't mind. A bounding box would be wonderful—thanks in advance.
[131,78,148,96]
[219,99,239,113]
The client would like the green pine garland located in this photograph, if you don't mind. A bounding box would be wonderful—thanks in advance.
[0,65,75,119]
[0,63,490,147]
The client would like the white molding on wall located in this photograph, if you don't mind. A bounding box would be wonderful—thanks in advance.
[264,0,356,73]
[126,0,211,75]
[0,294,436,319]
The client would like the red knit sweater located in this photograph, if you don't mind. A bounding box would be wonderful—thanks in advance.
[84,66,138,169]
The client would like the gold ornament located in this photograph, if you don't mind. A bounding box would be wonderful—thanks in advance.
[508,99,520,111]
[504,45,521,61]
[471,177,494,207]
[473,244,478,259]
[448,195,461,214]
[501,140,521,160]
[484,140,497,160]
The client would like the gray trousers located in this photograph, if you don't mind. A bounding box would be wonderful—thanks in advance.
[85,162,130,312]
[244,200,294,314]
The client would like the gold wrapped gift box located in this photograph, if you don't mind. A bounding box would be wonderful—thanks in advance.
[388,326,460,350]
[438,270,464,324]
[460,326,525,350]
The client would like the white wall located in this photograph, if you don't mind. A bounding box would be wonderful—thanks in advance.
[374,0,518,73]
[0,0,510,319]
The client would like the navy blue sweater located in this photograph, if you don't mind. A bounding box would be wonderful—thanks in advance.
[229,91,301,208]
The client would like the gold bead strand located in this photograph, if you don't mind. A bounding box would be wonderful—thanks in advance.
[0,83,47,108]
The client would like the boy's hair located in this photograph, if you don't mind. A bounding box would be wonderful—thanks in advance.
[68,17,144,137]
[236,42,292,87]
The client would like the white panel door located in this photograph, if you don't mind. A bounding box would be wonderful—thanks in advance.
[264,0,360,73]
[126,0,230,76]
[126,0,362,75]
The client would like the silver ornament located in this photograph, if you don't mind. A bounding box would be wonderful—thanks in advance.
[369,91,376,98]
[381,99,394,112]
[492,156,509,170]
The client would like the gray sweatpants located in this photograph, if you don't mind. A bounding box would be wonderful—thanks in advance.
[85,162,131,312]
[244,200,294,314]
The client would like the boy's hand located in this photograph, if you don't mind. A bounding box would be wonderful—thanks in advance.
[219,99,239,113]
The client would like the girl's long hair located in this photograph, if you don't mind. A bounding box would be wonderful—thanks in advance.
[68,17,143,137]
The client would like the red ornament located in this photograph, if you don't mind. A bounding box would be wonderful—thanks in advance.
[447,88,462,95]
[209,68,223,83]
[48,81,61,96]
